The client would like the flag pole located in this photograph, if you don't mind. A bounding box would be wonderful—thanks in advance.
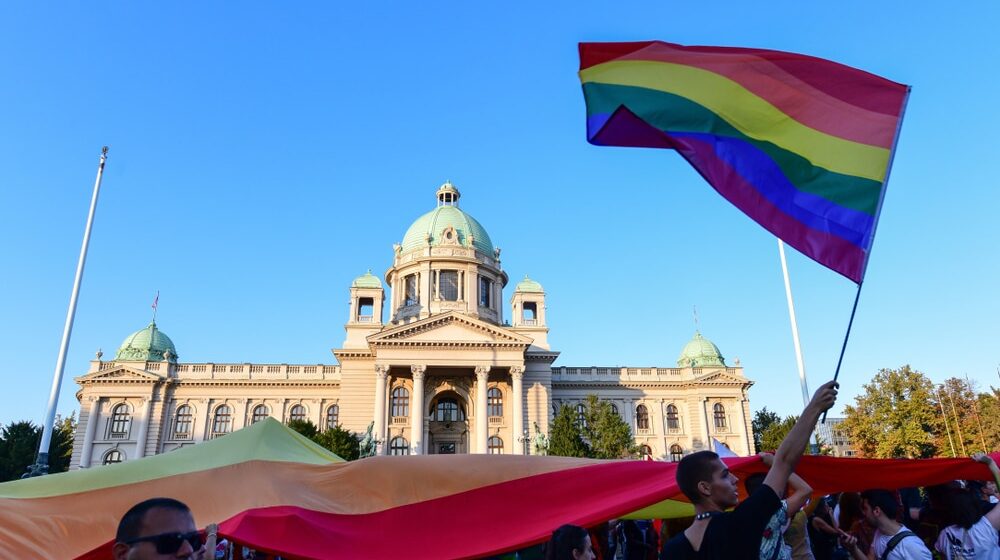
[937,387,957,458]
[821,281,863,423]
[25,147,108,478]
[946,386,968,456]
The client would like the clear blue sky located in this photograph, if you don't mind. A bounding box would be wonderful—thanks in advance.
[1,2,998,427]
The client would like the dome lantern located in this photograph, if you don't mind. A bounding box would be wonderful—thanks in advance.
[436,181,461,207]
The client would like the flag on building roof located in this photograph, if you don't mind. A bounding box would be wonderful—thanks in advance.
[579,41,909,283]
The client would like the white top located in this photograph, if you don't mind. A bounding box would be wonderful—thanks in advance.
[871,525,932,560]
[934,516,1000,560]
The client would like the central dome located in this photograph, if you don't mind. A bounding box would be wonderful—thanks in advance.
[399,182,495,255]
[115,321,178,363]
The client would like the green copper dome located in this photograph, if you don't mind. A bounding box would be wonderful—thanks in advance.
[399,182,495,255]
[515,275,544,293]
[114,322,178,363]
[677,331,725,367]
[352,270,382,289]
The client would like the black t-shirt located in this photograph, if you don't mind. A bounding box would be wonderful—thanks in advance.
[659,485,781,560]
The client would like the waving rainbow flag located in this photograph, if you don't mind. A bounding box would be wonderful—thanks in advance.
[579,41,909,283]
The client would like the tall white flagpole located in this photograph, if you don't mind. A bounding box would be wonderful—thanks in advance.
[778,240,810,409]
[26,147,108,477]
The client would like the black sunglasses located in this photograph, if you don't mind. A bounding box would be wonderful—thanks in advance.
[125,530,205,554]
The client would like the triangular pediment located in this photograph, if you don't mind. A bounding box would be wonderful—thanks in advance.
[76,365,164,383]
[368,312,532,346]
[694,369,747,385]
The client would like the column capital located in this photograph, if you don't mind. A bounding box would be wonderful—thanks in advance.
[474,365,491,377]
[509,365,525,379]
[375,364,390,378]
[410,365,427,379]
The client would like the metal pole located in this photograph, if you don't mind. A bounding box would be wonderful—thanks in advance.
[938,387,957,458]
[778,240,810,409]
[25,147,108,478]
[821,281,864,423]
[946,385,967,457]
[967,374,988,452]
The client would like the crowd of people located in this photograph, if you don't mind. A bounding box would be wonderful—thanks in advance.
[109,381,998,560]
[545,381,1000,560]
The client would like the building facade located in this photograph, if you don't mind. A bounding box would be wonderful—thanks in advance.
[816,417,857,457]
[71,183,755,468]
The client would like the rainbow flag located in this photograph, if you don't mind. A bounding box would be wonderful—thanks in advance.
[579,41,909,283]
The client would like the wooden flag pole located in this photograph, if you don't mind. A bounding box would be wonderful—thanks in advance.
[938,386,957,458]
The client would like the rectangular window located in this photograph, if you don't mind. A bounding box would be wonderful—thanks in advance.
[479,276,491,308]
[404,275,419,306]
[439,271,459,301]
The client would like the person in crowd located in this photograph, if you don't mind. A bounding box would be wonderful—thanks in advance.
[547,524,597,560]
[785,507,816,560]
[837,492,874,556]
[112,497,206,560]
[745,452,814,560]
[839,489,932,559]
[660,381,839,560]
[808,497,840,560]
[934,453,1000,559]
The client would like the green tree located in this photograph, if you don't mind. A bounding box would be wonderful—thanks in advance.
[760,415,797,453]
[842,365,941,458]
[0,414,76,481]
[975,387,1000,453]
[314,425,361,461]
[581,395,637,459]
[752,407,780,452]
[547,404,588,458]
[286,419,319,440]
[935,377,990,456]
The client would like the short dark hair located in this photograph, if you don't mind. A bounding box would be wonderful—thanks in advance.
[743,472,765,496]
[944,488,982,530]
[116,497,192,542]
[676,451,720,503]
[545,524,590,560]
[861,489,899,519]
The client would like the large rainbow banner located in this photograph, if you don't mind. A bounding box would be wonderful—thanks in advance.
[579,41,909,283]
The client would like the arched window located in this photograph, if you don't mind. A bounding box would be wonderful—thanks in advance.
[576,403,587,428]
[389,436,409,456]
[109,403,131,439]
[487,388,503,417]
[289,404,307,423]
[391,387,410,418]
[435,398,464,422]
[639,444,652,459]
[326,404,339,429]
[212,405,232,437]
[610,403,620,416]
[488,436,504,454]
[666,404,679,431]
[251,405,269,425]
[670,444,683,462]
[172,405,192,439]
[636,404,650,430]
[103,449,124,465]
[713,403,727,429]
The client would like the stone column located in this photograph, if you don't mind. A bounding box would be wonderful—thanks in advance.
[738,398,752,455]
[410,365,426,455]
[510,366,525,455]
[475,366,490,453]
[374,365,389,454]
[133,398,154,459]
[702,398,712,450]
[80,397,101,468]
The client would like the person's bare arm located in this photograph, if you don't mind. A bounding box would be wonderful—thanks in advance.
[973,453,1000,530]
[839,533,873,560]
[811,515,838,535]
[759,452,813,512]
[763,381,838,495]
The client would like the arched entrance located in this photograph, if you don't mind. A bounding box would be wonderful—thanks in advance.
[428,392,469,454]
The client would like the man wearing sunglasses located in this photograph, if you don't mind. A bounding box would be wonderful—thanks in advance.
[112,497,207,560]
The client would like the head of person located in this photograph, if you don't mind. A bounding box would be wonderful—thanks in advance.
[677,451,739,508]
[860,489,899,528]
[545,524,595,560]
[112,498,203,560]
[837,492,863,528]
[944,487,982,530]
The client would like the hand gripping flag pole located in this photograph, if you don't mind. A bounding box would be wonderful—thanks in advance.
[25,147,108,478]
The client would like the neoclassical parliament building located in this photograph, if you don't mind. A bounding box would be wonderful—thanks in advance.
[70,183,755,468]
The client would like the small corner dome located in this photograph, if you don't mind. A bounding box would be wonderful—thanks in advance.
[399,182,495,256]
[352,270,383,289]
[677,331,725,367]
[114,322,178,363]
[515,275,544,293]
